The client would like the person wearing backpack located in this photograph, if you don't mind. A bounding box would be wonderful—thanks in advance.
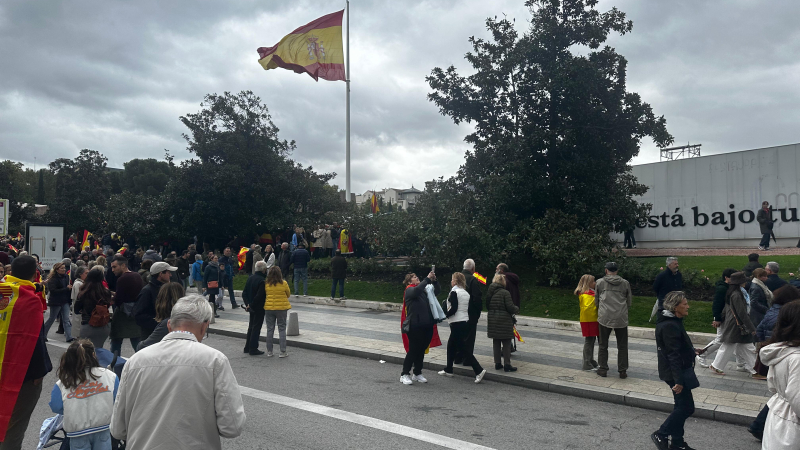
[75,269,113,350]
[49,339,118,449]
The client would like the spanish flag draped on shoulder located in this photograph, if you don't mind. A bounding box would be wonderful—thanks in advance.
[0,276,46,441]
[257,9,346,82]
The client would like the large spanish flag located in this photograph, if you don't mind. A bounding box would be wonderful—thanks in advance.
[0,276,45,441]
[81,229,92,251]
[257,9,346,82]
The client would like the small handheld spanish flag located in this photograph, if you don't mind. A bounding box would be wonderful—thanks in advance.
[513,325,524,343]
[237,247,248,269]
[473,272,487,285]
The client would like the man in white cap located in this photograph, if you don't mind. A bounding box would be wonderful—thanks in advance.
[133,261,177,342]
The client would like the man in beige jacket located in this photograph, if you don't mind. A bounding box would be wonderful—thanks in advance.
[110,294,246,449]
[595,262,633,379]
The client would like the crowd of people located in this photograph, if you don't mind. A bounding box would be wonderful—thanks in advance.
[3,228,800,449]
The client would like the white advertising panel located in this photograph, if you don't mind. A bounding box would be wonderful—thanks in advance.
[25,223,66,270]
[0,199,7,235]
[625,144,800,248]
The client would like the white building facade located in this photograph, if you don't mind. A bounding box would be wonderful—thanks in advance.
[624,143,800,248]
[356,187,422,211]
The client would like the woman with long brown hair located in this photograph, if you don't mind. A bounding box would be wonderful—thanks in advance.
[137,282,185,351]
[44,262,74,342]
[709,272,757,377]
[264,266,292,357]
[75,268,113,349]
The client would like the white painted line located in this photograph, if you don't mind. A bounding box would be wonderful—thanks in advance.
[46,341,70,349]
[239,386,496,450]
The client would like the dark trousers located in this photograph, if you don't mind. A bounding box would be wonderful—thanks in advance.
[657,381,695,446]
[110,337,141,355]
[402,327,434,376]
[331,278,345,298]
[0,378,42,450]
[623,230,636,248]
[225,275,236,306]
[445,322,483,375]
[245,307,266,352]
[598,325,629,372]
[493,339,512,366]
[750,404,769,434]
[759,233,771,248]
[454,321,478,363]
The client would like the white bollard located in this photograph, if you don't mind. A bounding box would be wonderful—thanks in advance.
[287,311,300,336]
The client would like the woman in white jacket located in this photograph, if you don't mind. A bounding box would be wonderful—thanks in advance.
[437,272,487,383]
[760,300,800,449]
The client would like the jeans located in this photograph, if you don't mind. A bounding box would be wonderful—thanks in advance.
[402,327,434,376]
[0,378,42,450]
[331,278,345,298]
[246,307,266,352]
[598,325,629,372]
[183,276,191,289]
[711,342,756,373]
[445,322,483,375]
[294,268,308,295]
[225,275,236,306]
[582,336,598,370]
[656,381,695,446]
[759,233,771,248]
[44,304,73,341]
[331,240,338,257]
[69,429,111,450]
[110,337,141,355]
[265,310,288,353]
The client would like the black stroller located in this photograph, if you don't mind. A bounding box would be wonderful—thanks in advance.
[38,349,126,450]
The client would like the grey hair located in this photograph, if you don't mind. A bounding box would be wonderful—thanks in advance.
[195,254,203,261]
[767,261,779,273]
[254,260,268,272]
[170,294,213,327]
[463,259,475,271]
[666,257,678,265]
[73,266,87,278]
[663,291,687,313]
[90,264,105,275]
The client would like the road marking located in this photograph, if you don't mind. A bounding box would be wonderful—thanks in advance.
[47,341,70,349]
[239,386,496,450]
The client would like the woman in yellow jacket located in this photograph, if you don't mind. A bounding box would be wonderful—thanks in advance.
[264,266,292,357]
[575,274,599,371]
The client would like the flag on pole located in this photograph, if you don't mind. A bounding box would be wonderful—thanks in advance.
[81,230,92,251]
[473,272,487,285]
[370,194,379,214]
[257,9,346,82]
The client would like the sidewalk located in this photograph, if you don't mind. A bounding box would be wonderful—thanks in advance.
[211,294,769,426]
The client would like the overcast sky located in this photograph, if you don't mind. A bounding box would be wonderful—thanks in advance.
[1,0,799,195]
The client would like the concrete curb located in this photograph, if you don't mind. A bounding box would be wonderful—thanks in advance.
[208,326,755,426]
[231,292,717,345]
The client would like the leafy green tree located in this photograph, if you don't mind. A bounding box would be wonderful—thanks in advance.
[47,149,110,233]
[0,160,36,232]
[420,0,672,281]
[121,159,173,195]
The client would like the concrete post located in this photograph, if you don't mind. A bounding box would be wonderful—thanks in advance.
[287,311,300,336]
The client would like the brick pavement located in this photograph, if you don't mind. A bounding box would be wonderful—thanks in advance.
[210,294,770,425]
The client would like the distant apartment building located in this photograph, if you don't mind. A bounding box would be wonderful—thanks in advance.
[355,187,423,211]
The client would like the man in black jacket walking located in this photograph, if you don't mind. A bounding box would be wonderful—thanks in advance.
[653,257,683,311]
[454,258,483,366]
[134,261,175,341]
[243,261,268,355]
[330,250,347,299]
[756,201,773,250]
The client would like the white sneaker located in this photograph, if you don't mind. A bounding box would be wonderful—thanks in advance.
[736,366,749,372]
[697,358,709,368]
[411,374,427,383]
[475,369,487,384]
[758,246,764,250]
[400,375,413,385]
[279,352,288,358]
[438,370,453,377]
[267,351,273,357]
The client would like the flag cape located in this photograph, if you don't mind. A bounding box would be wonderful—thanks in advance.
[257,9,346,82]
[400,285,442,353]
[237,247,248,270]
[0,276,45,441]
[513,326,524,343]
[339,229,353,254]
[81,230,92,251]
[473,272,487,285]
[371,195,379,214]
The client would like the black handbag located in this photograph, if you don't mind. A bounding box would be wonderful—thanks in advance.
[401,315,411,334]
[680,367,700,390]
[730,305,751,336]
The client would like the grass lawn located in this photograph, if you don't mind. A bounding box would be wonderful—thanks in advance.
[638,255,800,280]
[233,274,715,333]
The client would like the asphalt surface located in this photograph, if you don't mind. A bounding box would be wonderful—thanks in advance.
[24,331,766,449]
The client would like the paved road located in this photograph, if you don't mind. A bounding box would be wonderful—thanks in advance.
[24,331,765,449]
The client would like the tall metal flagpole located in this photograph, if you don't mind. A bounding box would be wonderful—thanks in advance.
[345,0,351,202]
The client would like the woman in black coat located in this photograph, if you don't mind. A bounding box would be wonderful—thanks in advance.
[399,271,439,385]
[203,255,222,318]
[651,291,700,450]
[43,262,74,342]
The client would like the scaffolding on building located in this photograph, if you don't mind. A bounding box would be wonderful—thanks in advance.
[660,143,701,161]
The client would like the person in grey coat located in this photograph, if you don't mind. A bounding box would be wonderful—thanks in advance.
[709,272,758,377]
[756,201,773,250]
[595,262,633,379]
[486,274,519,372]
[748,268,772,328]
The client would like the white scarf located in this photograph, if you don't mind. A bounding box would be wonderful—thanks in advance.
[752,278,774,306]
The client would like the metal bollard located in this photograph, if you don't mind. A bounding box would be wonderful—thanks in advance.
[287,311,300,336]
